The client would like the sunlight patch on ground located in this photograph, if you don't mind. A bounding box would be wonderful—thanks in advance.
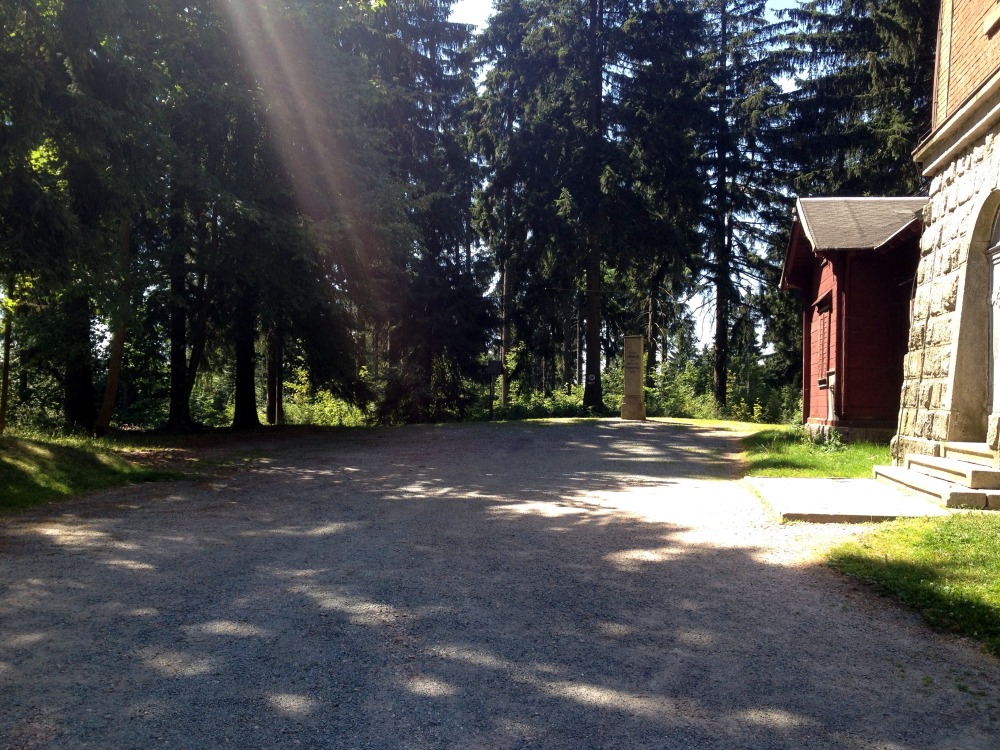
[255,466,343,479]
[22,443,54,459]
[139,648,216,678]
[430,643,686,721]
[4,632,47,648]
[403,676,457,697]
[604,546,686,571]
[271,570,408,627]
[395,481,450,497]
[430,644,524,671]
[240,521,361,538]
[30,524,112,546]
[101,558,156,572]
[539,679,682,719]
[675,628,717,648]
[596,622,634,637]
[493,501,603,518]
[266,692,320,716]
[489,484,689,524]
[187,620,273,638]
[729,707,817,728]
[22,522,181,557]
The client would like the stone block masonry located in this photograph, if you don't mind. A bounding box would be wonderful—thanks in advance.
[897,95,1000,460]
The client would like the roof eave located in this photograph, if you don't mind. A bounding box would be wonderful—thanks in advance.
[873,216,924,253]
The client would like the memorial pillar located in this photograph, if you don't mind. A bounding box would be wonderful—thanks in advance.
[621,335,646,421]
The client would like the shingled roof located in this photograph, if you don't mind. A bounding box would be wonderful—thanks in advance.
[781,196,927,290]
[796,196,927,252]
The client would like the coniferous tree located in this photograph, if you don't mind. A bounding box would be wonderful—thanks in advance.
[475,0,705,410]
[347,0,492,423]
[754,0,938,401]
[777,0,937,197]
[697,0,782,406]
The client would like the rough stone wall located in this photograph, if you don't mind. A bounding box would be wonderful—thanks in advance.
[896,127,1000,461]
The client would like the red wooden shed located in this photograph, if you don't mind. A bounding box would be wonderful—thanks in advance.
[781,197,926,442]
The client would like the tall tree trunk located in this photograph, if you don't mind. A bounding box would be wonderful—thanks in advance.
[63,292,97,432]
[646,266,667,388]
[562,315,574,393]
[167,255,188,430]
[232,300,260,430]
[0,277,13,434]
[713,218,732,406]
[500,260,510,408]
[712,2,731,407]
[265,327,284,425]
[583,246,603,408]
[577,295,584,387]
[95,217,132,435]
[167,198,193,431]
[582,0,605,410]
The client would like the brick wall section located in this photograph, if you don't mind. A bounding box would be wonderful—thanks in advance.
[938,0,1000,123]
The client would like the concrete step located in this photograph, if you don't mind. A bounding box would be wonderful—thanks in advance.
[904,454,1000,489]
[941,441,997,468]
[873,465,997,509]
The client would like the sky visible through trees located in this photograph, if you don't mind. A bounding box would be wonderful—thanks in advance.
[0,0,938,433]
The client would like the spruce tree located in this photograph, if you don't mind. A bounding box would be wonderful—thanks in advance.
[697,0,782,406]
[777,0,938,196]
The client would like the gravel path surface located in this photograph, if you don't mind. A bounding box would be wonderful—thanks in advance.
[2,419,999,749]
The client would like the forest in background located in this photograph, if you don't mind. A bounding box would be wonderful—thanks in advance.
[0,0,937,434]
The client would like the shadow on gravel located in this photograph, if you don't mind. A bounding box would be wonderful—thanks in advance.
[2,420,998,749]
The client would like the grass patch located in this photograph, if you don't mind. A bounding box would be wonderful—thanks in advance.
[829,513,1000,656]
[0,434,181,513]
[741,426,889,478]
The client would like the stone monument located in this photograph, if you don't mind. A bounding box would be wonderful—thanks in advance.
[621,335,646,421]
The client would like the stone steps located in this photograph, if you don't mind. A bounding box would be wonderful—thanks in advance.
[874,441,1000,510]
[874,465,998,509]
[904,454,1000,488]
[941,441,998,468]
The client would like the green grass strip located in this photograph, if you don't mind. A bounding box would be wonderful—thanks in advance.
[829,514,1000,656]
[742,427,890,478]
[0,435,175,513]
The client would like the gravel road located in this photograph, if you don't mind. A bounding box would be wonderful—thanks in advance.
[2,419,999,749]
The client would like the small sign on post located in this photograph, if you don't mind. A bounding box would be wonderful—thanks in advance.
[621,335,646,421]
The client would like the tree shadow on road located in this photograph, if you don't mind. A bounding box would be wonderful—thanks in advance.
[2,420,998,749]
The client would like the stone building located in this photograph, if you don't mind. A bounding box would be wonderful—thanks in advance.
[876,0,1000,505]
[893,0,1000,457]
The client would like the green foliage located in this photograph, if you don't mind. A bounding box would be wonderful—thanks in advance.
[494,346,802,425]
[188,371,236,429]
[282,368,366,427]
[829,514,1000,657]
[496,386,591,421]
